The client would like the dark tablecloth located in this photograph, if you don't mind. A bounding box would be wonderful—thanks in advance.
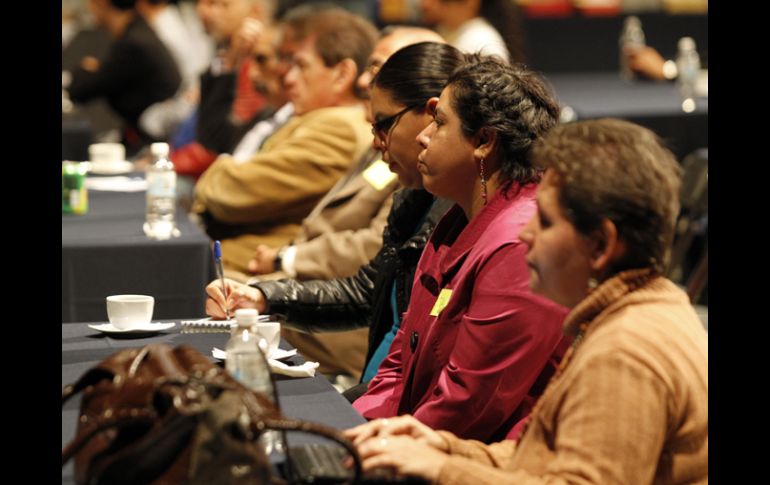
[62,187,214,322]
[545,71,708,160]
[61,321,366,483]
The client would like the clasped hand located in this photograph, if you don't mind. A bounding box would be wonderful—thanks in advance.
[343,415,450,481]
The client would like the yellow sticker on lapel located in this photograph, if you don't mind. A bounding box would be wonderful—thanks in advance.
[362,160,397,191]
[430,288,453,317]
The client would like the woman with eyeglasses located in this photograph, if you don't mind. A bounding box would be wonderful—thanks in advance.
[351,54,568,442]
[345,119,708,484]
[205,41,462,398]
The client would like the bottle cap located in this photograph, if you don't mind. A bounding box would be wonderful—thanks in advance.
[150,142,170,158]
[235,308,259,327]
[678,37,696,51]
[624,16,641,28]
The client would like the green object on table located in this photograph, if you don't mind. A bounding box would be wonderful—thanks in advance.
[62,161,88,214]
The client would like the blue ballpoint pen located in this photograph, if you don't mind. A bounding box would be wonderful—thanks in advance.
[213,240,230,320]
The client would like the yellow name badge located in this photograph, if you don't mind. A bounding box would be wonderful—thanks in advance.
[362,160,397,191]
[430,288,453,317]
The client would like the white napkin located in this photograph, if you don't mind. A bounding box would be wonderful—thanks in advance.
[211,347,318,377]
[268,359,320,378]
[85,176,148,192]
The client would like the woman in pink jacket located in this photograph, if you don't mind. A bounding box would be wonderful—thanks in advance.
[352,54,569,442]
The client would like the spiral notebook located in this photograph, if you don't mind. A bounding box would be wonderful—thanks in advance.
[180,315,272,329]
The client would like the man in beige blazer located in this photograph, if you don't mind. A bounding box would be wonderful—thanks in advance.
[240,27,446,383]
[192,8,377,273]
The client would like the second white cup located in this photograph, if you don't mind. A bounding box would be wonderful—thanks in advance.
[89,142,125,167]
[256,321,281,357]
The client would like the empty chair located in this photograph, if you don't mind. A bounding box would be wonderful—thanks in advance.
[667,148,708,302]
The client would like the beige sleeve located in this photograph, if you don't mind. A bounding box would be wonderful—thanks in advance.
[193,111,361,224]
[291,180,398,279]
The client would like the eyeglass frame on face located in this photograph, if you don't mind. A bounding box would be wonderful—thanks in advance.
[371,103,421,143]
[365,61,382,78]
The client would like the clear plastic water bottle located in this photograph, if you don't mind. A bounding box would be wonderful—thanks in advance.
[619,16,646,82]
[143,142,178,240]
[225,309,284,456]
[675,37,701,113]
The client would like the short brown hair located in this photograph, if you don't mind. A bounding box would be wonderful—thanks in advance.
[284,7,377,99]
[530,118,682,274]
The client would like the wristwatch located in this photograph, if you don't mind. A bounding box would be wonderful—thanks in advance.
[274,246,288,272]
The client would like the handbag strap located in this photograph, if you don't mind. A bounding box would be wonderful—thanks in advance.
[61,408,156,466]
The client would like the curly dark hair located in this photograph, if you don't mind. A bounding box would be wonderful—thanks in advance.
[446,55,560,190]
[530,118,683,275]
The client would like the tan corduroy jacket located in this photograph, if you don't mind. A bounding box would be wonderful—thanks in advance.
[193,105,372,272]
[268,149,398,281]
[435,271,708,485]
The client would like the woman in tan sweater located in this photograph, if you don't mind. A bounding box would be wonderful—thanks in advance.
[345,118,708,484]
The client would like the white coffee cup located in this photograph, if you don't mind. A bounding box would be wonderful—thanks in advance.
[89,143,125,167]
[256,321,281,357]
[106,295,154,329]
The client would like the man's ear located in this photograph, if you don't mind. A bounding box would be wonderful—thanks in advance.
[472,127,498,162]
[333,58,359,94]
[589,218,626,273]
[424,97,439,116]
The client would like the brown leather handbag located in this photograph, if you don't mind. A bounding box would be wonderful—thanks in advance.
[62,343,361,484]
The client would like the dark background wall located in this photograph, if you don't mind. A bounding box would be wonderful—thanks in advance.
[523,13,707,73]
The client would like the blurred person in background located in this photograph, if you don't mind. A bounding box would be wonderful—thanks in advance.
[624,43,707,82]
[207,0,276,122]
[172,20,290,209]
[162,0,276,177]
[192,8,378,274]
[135,0,214,141]
[419,0,525,63]
[68,0,181,156]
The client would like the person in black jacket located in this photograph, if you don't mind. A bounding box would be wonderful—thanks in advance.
[205,42,464,397]
[68,0,181,155]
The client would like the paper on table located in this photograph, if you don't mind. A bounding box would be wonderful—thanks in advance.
[211,347,317,377]
[85,176,148,192]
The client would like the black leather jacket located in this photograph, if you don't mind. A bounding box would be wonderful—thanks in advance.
[253,188,453,373]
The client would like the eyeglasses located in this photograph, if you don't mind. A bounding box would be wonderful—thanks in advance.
[364,61,382,79]
[371,104,420,141]
[252,53,272,66]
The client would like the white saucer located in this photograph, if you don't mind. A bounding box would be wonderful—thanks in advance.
[88,322,176,334]
[88,160,135,175]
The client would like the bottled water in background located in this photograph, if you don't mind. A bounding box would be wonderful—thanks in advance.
[619,16,646,82]
[225,309,284,456]
[675,37,701,113]
[143,142,178,240]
